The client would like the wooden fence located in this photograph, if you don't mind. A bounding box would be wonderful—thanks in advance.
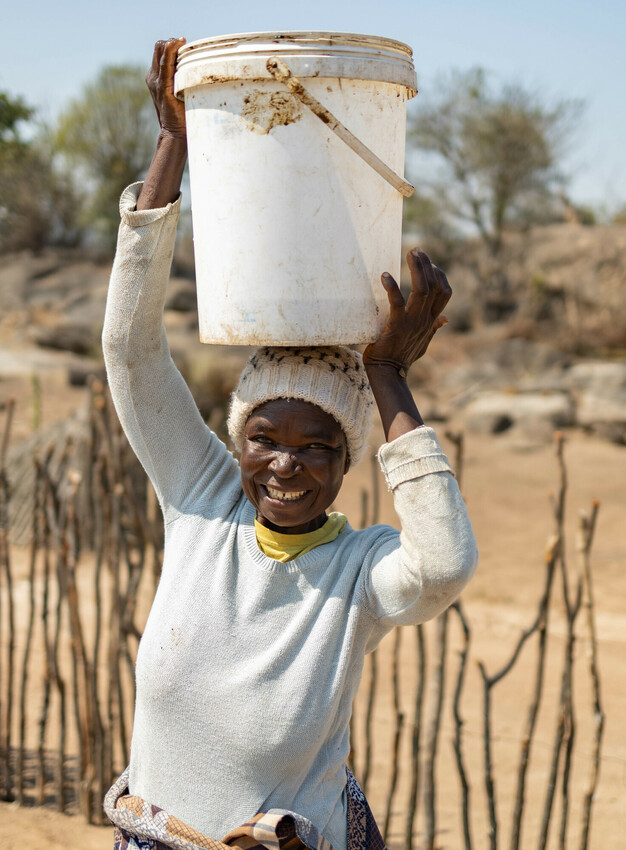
[0,387,605,849]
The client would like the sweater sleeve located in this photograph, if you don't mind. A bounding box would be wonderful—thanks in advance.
[361,426,478,627]
[102,183,241,521]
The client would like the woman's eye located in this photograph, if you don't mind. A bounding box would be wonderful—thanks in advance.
[251,435,273,445]
[308,443,330,450]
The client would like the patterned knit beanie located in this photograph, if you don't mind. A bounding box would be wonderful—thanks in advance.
[227,346,374,466]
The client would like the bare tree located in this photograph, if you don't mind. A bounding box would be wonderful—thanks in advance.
[406,68,581,317]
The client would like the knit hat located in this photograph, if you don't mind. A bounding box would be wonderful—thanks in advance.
[227,346,375,466]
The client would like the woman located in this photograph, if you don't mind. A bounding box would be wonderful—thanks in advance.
[103,37,478,850]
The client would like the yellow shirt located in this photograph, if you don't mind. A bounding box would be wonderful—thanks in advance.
[254,512,348,562]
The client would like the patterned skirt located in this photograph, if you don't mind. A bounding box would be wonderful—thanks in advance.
[104,768,386,850]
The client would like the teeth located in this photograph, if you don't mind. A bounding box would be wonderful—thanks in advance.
[266,486,306,502]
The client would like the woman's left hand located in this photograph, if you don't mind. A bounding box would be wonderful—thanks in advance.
[363,248,452,376]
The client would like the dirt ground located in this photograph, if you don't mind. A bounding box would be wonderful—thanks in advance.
[1,377,625,849]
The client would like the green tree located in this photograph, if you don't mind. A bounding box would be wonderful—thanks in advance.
[0,91,33,141]
[56,65,157,247]
[0,92,79,253]
[408,68,581,254]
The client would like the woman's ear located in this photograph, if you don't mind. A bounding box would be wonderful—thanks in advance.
[343,455,351,475]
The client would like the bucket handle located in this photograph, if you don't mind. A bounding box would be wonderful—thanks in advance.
[266,57,415,198]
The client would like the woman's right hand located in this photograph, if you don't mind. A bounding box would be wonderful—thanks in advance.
[136,38,188,210]
[146,37,187,139]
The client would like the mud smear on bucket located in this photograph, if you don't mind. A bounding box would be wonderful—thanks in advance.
[241,91,302,134]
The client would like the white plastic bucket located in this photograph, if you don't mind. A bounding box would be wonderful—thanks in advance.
[175,32,417,346]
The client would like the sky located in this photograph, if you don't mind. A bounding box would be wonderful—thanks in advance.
[3,0,625,211]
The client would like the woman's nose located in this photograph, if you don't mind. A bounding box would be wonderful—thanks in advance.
[269,448,301,475]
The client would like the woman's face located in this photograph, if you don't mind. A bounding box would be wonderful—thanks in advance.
[240,398,350,535]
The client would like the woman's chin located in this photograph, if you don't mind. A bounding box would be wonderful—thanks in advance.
[256,499,327,535]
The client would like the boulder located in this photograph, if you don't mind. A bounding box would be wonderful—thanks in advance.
[577,389,626,425]
[565,361,626,443]
[31,323,96,356]
[166,283,197,312]
[565,361,626,392]
[459,390,575,437]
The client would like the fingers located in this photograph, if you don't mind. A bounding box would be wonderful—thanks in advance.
[148,41,165,82]
[160,36,186,88]
[147,37,187,135]
[424,313,449,352]
[406,247,452,321]
[380,271,406,321]
[430,266,452,318]
[146,40,165,100]
[407,248,435,298]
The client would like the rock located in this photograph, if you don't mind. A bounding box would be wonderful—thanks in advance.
[562,361,626,443]
[166,285,197,312]
[67,365,106,387]
[577,389,626,425]
[590,422,626,445]
[565,361,626,392]
[482,337,570,374]
[576,389,626,445]
[31,324,96,356]
[443,337,571,400]
[459,390,575,436]
[441,361,505,397]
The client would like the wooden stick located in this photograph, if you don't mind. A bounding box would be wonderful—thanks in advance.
[0,398,16,800]
[350,486,372,780]
[90,390,111,801]
[478,528,561,850]
[361,649,378,795]
[422,612,449,850]
[64,469,98,820]
[558,574,583,850]
[17,458,42,804]
[348,706,356,776]
[112,474,129,768]
[94,441,114,788]
[577,501,603,850]
[0,398,15,466]
[36,448,54,805]
[405,624,426,850]
[383,628,403,842]
[450,601,473,850]
[477,660,497,850]
[90,451,106,820]
[537,434,584,850]
[446,437,472,850]
[89,431,107,822]
[445,430,465,492]
[42,442,73,813]
[508,538,559,850]
[370,454,380,526]
[146,482,161,592]
[359,488,369,532]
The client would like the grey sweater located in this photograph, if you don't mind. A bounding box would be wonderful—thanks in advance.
[102,183,478,850]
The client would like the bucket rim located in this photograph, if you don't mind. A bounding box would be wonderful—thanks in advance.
[179,30,414,59]
[176,31,417,95]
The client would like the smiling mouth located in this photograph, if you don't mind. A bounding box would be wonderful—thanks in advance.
[264,485,308,502]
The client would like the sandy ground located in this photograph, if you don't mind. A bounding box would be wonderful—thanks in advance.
[1,385,625,848]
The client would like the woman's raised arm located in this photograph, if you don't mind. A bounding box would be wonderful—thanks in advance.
[136,37,188,211]
[103,37,241,520]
